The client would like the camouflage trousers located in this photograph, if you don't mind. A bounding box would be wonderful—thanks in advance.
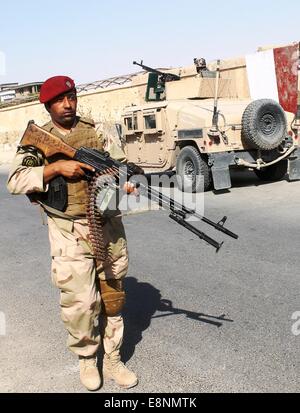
[47,215,129,357]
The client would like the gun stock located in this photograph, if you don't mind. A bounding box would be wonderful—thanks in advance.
[20,121,77,159]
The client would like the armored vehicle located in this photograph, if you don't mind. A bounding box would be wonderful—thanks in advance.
[121,44,300,192]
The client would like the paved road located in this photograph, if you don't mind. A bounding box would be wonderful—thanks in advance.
[0,165,300,393]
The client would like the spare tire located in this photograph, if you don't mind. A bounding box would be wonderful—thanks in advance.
[242,99,287,150]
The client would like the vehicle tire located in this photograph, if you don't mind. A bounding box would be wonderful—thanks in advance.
[242,99,287,150]
[176,146,212,192]
[254,159,288,181]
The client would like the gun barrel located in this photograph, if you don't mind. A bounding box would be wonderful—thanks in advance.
[169,212,223,252]
[138,183,238,240]
[133,60,180,81]
[133,60,164,75]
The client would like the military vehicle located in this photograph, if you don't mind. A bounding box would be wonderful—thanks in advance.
[120,44,300,192]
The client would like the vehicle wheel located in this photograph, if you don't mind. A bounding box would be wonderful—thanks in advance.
[242,99,287,150]
[176,146,212,192]
[254,160,288,181]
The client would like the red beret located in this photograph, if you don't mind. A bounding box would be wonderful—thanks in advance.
[39,76,75,103]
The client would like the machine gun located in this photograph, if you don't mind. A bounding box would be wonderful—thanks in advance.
[133,60,181,82]
[19,121,238,252]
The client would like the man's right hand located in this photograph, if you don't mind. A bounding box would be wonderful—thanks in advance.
[44,160,95,184]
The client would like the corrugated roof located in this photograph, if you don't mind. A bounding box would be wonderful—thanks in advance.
[14,82,42,90]
[76,72,142,93]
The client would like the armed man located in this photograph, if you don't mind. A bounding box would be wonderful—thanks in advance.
[7,76,138,391]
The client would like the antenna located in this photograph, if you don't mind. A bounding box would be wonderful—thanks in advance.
[209,59,221,137]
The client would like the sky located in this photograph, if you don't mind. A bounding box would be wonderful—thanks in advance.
[1,0,300,86]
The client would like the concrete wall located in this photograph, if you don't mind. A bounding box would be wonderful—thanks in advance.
[0,101,49,164]
[0,82,145,147]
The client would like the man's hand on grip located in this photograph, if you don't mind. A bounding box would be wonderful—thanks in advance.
[55,160,95,180]
[44,160,95,184]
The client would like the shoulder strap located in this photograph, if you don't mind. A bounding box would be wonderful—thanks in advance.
[38,202,84,220]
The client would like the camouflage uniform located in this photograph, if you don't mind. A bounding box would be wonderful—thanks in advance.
[7,117,128,358]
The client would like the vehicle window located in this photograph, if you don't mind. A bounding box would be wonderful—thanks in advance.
[144,114,156,129]
[125,117,133,130]
[124,115,138,131]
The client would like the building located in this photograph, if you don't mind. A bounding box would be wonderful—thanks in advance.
[0,83,18,92]
[0,82,43,104]
[0,89,16,103]
[14,82,42,98]
[0,83,18,102]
